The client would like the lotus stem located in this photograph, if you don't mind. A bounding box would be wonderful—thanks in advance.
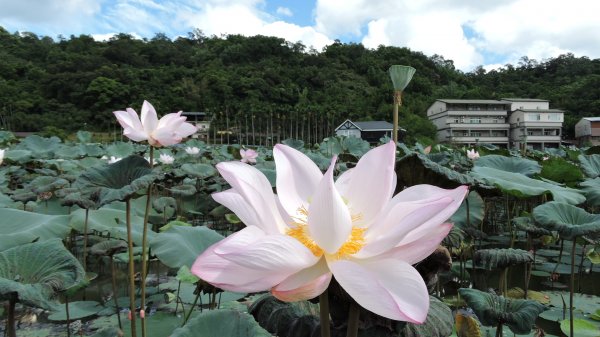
[319,288,331,337]
[346,301,360,337]
[66,295,71,337]
[110,255,123,330]
[183,284,201,326]
[577,243,587,293]
[125,198,137,337]
[392,91,402,143]
[569,237,576,337]
[140,183,153,337]
[552,239,564,284]
[82,208,89,301]
[174,281,181,315]
[495,322,503,337]
[524,262,532,299]
[6,292,17,337]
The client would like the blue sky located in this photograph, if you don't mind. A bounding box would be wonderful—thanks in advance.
[1,0,600,72]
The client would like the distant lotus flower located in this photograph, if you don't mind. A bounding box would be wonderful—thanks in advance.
[542,156,549,161]
[0,149,4,165]
[159,154,175,165]
[185,146,200,155]
[240,149,258,164]
[467,149,480,160]
[423,145,431,154]
[113,100,197,147]
[108,156,122,164]
[192,142,467,323]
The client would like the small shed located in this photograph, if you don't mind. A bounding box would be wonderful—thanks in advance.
[335,120,399,143]
[575,117,600,146]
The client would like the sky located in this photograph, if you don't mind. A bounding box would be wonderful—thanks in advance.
[1,0,600,72]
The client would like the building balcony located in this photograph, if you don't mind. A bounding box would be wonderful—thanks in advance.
[448,136,509,144]
[447,123,510,129]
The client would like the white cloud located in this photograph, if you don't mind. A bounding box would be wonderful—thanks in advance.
[276,7,293,17]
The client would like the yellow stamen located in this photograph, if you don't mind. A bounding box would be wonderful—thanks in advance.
[286,206,366,259]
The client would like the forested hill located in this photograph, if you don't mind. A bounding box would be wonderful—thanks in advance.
[1,26,599,143]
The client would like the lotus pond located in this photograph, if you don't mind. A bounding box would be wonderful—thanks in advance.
[1,130,600,337]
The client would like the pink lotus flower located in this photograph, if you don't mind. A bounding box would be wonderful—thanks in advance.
[192,142,467,323]
[466,149,480,160]
[240,148,258,164]
[159,153,175,165]
[113,100,197,147]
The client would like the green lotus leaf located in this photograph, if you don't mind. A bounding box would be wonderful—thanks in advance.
[0,239,85,309]
[397,153,476,189]
[533,201,600,240]
[105,141,135,158]
[149,225,223,269]
[319,137,343,156]
[28,176,69,193]
[77,157,106,169]
[0,208,70,252]
[180,163,216,179]
[15,135,61,158]
[305,152,331,171]
[76,130,93,143]
[152,196,176,213]
[588,248,600,264]
[48,301,102,321]
[560,319,600,337]
[176,265,200,284]
[341,136,370,157]
[441,226,464,248]
[474,248,533,270]
[90,240,127,256]
[10,189,37,203]
[60,191,100,209]
[513,216,552,236]
[450,191,484,229]
[54,145,84,159]
[0,130,15,144]
[169,184,197,197]
[579,154,600,178]
[475,155,541,177]
[257,168,276,187]
[159,220,192,232]
[402,296,454,337]
[458,288,547,334]
[69,208,156,246]
[73,155,156,206]
[4,149,33,163]
[471,166,585,205]
[171,309,271,337]
[249,294,320,336]
[580,178,600,206]
[225,213,241,224]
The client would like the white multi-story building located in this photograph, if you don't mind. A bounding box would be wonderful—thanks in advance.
[503,98,563,150]
[427,98,564,149]
[426,99,511,147]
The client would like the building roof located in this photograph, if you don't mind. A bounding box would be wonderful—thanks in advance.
[353,121,393,131]
[501,98,549,102]
[515,109,564,113]
[583,117,600,122]
[437,99,507,105]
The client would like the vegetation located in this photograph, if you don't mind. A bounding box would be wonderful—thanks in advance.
[1,27,600,144]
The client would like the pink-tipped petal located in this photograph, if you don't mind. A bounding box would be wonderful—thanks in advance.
[307,157,352,254]
[141,101,158,135]
[272,258,332,302]
[376,223,453,264]
[329,258,429,323]
[192,227,311,293]
[358,198,455,258]
[217,162,287,234]
[273,144,322,216]
[176,122,197,138]
[152,128,180,147]
[335,142,396,226]
[114,110,147,142]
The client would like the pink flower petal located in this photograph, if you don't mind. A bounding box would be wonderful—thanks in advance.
[375,223,453,264]
[141,101,158,136]
[329,258,429,323]
[307,157,352,254]
[114,110,147,142]
[216,162,287,234]
[192,227,315,293]
[272,258,332,302]
[273,144,322,217]
[335,142,396,226]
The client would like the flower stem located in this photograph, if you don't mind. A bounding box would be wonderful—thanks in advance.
[319,289,331,337]
[125,198,137,337]
[346,301,360,337]
[140,183,153,337]
[110,255,122,330]
[570,237,576,337]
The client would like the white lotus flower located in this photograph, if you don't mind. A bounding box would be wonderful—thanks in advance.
[192,142,467,323]
[467,149,480,160]
[159,153,175,165]
[185,146,200,155]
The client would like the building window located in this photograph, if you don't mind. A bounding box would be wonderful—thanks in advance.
[469,117,481,124]
[527,113,541,121]
[548,114,560,121]
[471,131,482,137]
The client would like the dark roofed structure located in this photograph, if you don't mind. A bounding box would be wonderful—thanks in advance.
[335,119,400,143]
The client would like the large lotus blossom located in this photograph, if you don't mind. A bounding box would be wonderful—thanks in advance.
[192,142,467,323]
[466,149,480,160]
[240,148,258,164]
[113,100,197,147]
